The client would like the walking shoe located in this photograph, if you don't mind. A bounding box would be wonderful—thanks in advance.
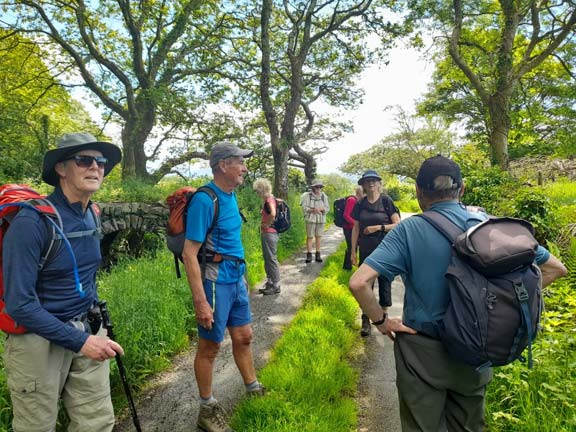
[197,402,234,432]
[246,384,266,397]
[360,315,371,337]
[315,252,322,262]
[259,286,280,295]
[305,252,313,263]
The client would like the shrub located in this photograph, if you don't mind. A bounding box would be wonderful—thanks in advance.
[511,189,559,244]
[462,167,518,214]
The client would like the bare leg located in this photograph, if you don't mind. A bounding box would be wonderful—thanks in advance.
[306,237,313,253]
[228,324,257,384]
[315,236,322,253]
[194,338,221,398]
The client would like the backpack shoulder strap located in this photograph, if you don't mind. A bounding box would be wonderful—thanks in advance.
[50,201,103,241]
[196,186,219,235]
[26,198,63,270]
[418,211,463,243]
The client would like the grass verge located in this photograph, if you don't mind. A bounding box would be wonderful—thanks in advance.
[232,244,361,431]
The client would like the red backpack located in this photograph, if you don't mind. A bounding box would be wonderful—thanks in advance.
[0,184,101,334]
[165,186,218,278]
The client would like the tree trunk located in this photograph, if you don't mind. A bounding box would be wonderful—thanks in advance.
[121,97,156,181]
[272,141,290,199]
[488,92,512,170]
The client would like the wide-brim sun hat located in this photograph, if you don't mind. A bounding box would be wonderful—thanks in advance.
[310,179,324,188]
[42,132,122,186]
[357,169,382,185]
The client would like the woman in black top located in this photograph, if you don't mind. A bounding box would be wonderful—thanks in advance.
[350,170,401,336]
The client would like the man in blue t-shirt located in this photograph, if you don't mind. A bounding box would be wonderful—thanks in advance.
[349,156,567,432]
[182,142,264,432]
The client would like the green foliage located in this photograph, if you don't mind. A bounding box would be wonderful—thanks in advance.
[461,167,518,214]
[413,2,576,166]
[0,31,102,183]
[510,189,559,244]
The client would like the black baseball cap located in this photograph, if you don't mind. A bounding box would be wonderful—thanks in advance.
[416,155,462,191]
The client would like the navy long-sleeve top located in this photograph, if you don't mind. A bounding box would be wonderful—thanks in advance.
[3,187,101,352]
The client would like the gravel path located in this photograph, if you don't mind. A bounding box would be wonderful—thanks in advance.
[114,224,405,431]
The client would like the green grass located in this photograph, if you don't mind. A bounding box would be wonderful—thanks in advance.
[232,245,360,431]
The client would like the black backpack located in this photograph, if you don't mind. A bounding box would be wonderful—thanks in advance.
[272,198,291,233]
[419,211,542,369]
[333,196,351,228]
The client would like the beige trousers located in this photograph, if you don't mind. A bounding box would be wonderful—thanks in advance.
[3,330,114,432]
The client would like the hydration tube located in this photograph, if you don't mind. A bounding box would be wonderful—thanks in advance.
[0,202,85,298]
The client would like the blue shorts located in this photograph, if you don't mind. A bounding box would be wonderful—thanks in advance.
[198,278,252,343]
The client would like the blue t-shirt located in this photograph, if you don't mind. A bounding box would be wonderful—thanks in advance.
[364,201,551,336]
[185,182,245,283]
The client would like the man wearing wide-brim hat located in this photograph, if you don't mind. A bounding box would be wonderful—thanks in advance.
[3,132,124,431]
[300,178,330,263]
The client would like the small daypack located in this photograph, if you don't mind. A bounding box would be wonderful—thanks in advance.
[419,211,542,369]
[0,184,101,333]
[333,196,351,228]
[265,198,291,233]
[166,186,218,278]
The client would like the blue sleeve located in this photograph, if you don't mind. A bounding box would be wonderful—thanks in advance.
[535,245,550,265]
[3,210,88,352]
[364,222,410,282]
[185,189,216,243]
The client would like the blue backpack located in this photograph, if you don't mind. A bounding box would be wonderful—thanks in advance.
[419,211,542,369]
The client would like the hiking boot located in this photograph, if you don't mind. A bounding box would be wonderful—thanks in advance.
[197,402,234,432]
[305,252,313,263]
[315,252,322,262]
[259,286,280,295]
[360,315,371,337]
[246,384,266,397]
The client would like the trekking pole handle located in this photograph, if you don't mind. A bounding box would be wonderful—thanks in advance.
[98,300,116,340]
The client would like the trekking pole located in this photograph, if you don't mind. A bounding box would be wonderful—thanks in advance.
[98,301,143,432]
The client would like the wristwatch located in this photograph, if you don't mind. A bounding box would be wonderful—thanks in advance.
[371,313,388,326]
[381,224,386,232]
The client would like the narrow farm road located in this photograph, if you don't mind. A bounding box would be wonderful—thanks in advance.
[115,221,410,431]
[115,225,349,431]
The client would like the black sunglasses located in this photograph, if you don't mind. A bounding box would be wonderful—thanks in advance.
[63,155,108,168]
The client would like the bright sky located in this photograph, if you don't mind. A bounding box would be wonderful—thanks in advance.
[315,46,433,174]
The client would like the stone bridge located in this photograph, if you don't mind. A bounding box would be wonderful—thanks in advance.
[97,202,169,268]
[98,201,168,235]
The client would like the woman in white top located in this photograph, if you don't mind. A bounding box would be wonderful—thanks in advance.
[300,179,330,263]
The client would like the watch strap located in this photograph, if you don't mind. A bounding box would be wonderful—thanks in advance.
[371,313,388,326]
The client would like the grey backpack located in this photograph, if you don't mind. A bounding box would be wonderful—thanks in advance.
[419,211,542,369]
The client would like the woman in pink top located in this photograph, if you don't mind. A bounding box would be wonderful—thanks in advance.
[253,178,281,295]
[342,186,365,270]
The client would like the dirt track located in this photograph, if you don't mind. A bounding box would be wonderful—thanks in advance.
[115,224,404,432]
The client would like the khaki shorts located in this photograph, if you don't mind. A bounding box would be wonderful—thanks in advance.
[306,222,325,237]
[3,329,115,432]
